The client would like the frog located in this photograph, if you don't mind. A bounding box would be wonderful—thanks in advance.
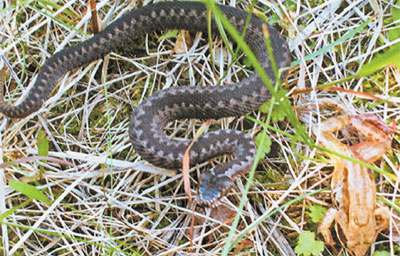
[313,113,391,256]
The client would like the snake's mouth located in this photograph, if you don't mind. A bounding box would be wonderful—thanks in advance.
[198,168,235,207]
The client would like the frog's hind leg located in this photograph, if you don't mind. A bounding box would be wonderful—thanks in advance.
[348,114,391,163]
[319,208,348,247]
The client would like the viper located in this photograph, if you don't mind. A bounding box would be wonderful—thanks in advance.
[0,2,290,206]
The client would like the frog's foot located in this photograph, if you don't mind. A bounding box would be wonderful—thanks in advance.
[319,208,340,247]
[375,206,390,232]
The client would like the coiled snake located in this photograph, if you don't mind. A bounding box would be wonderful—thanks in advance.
[0,2,290,206]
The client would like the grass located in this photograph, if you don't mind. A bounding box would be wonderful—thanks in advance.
[1,0,400,255]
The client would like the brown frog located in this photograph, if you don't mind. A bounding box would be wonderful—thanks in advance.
[311,113,391,256]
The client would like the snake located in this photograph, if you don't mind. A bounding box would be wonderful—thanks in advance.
[0,1,290,206]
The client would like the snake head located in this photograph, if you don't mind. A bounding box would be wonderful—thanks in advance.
[198,167,235,207]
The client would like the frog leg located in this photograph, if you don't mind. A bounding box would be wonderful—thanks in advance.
[320,208,348,247]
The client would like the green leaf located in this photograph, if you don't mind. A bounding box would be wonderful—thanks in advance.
[37,130,49,175]
[357,44,400,77]
[373,251,391,256]
[291,18,373,67]
[255,132,271,159]
[272,97,291,123]
[0,200,31,221]
[389,2,400,41]
[285,0,297,11]
[37,130,49,157]
[268,13,280,24]
[39,0,76,20]
[9,180,49,205]
[250,9,269,24]
[307,204,327,223]
[295,231,325,256]
[0,0,30,14]
[260,89,290,123]
[243,56,252,67]
[394,1,400,20]
[259,100,271,113]
[158,30,179,41]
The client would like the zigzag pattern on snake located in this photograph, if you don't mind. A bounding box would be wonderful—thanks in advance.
[0,2,290,206]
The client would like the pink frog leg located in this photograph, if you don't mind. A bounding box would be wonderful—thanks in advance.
[348,114,391,163]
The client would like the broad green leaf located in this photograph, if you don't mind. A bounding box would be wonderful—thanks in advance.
[394,1,400,21]
[307,204,327,223]
[9,180,49,205]
[255,132,271,159]
[37,129,49,175]
[37,130,49,157]
[259,89,290,123]
[357,44,400,77]
[295,231,325,256]
[389,2,400,41]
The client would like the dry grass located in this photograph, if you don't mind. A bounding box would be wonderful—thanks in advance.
[0,0,399,255]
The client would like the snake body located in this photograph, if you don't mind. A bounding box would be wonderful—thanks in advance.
[0,2,290,206]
